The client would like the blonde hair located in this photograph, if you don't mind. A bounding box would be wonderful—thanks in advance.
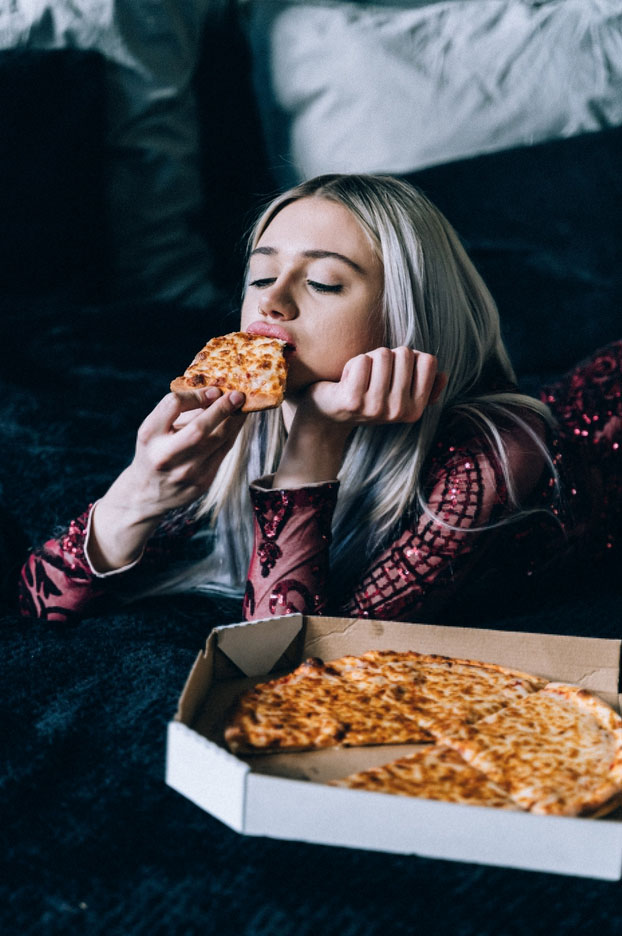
[154,174,556,596]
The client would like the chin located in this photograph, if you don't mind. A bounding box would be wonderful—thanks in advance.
[283,384,306,402]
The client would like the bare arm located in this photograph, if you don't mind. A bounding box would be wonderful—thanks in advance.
[89,388,246,571]
[19,387,247,621]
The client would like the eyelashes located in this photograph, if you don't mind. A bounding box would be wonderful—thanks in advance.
[248,278,344,295]
[309,281,344,294]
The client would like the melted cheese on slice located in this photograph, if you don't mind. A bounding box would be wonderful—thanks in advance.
[440,684,622,815]
[329,651,546,738]
[331,745,518,809]
[172,332,288,410]
[224,660,431,753]
[223,650,545,754]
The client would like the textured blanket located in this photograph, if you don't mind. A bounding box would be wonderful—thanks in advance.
[2,295,621,935]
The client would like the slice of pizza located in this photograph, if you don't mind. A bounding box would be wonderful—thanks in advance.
[436,683,622,816]
[170,331,289,412]
[328,650,547,739]
[223,656,433,754]
[329,745,518,809]
[223,651,546,755]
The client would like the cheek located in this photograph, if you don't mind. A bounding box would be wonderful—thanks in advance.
[337,314,383,359]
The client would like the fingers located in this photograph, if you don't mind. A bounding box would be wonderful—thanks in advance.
[409,350,439,421]
[338,349,394,419]
[164,390,246,459]
[340,353,373,402]
[387,346,416,419]
[366,348,397,417]
[338,347,446,424]
[136,389,245,459]
[137,393,185,444]
[172,386,223,412]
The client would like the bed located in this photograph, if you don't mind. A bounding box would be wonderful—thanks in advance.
[1,2,621,932]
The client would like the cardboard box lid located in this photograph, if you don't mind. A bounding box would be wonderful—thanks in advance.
[205,614,621,706]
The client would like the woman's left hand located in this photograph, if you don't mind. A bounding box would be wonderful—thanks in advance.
[306,346,447,425]
[272,348,447,488]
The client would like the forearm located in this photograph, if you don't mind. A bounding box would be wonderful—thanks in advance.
[244,480,339,620]
[88,472,161,572]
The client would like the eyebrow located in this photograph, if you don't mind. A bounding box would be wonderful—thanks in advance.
[250,246,365,274]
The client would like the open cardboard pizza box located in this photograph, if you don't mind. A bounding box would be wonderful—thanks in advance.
[166,614,622,879]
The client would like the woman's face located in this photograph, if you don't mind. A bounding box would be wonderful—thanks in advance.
[240,196,384,395]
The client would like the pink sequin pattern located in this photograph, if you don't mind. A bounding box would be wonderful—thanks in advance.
[19,507,100,621]
[244,484,339,618]
[345,450,494,621]
[18,342,622,623]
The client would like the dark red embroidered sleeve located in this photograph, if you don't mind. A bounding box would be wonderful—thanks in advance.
[243,439,526,622]
[540,339,622,561]
[18,508,105,622]
[343,446,509,621]
[18,504,201,622]
[243,481,340,619]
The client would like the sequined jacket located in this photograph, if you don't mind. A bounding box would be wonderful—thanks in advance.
[19,342,622,623]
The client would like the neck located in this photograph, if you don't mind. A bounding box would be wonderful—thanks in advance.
[281,398,297,433]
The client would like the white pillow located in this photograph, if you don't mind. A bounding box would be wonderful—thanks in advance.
[1,0,215,305]
[242,0,622,186]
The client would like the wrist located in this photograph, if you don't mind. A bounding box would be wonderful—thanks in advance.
[87,475,162,573]
[100,465,170,526]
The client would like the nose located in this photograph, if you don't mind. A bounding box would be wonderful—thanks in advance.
[258,280,298,320]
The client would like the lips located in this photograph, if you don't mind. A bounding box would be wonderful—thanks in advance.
[245,321,295,349]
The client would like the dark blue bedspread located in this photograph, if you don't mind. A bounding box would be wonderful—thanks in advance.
[1,296,621,936]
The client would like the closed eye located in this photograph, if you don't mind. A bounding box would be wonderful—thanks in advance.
[308,281,343,294]
[248,278,276,289]
[248,278,343,294]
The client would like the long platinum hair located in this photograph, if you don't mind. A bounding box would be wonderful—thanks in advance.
[151,174,555,597]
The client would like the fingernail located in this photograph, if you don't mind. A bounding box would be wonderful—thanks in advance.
[229,390,245,407]
[204,387,221,401]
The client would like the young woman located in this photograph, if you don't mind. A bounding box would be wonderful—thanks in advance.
[19,174,621,623]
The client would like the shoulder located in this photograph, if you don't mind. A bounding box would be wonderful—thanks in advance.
[427,404,549,511]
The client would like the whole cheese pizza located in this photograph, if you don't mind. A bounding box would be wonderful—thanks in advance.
[170,331,289,412]
[223,649,622,818]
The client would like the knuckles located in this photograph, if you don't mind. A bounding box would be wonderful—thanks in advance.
[368,347,394,364]
[183,425,208,448]
[136,422,152,447]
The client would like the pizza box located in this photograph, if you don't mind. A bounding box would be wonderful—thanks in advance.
[165,614,622,879]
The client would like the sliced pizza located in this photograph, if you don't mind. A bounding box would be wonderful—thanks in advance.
[330,744,518,809]
[223,656,432,754]
[436,683,622,816]
[328,650,547,738]
[223,650,622,816]
[223,650,546,754]
[170,331,289,412]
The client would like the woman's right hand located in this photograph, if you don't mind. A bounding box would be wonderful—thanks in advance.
[87,388,246,572]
